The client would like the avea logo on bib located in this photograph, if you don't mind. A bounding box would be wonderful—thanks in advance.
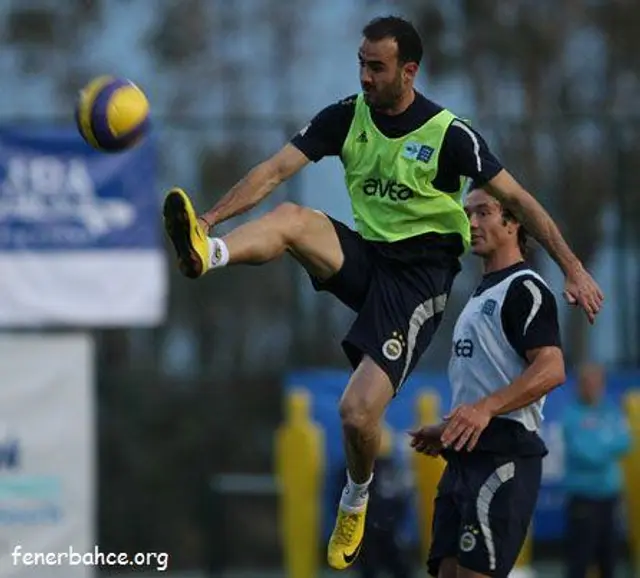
[362,178,415,202]
[453,338,474,358]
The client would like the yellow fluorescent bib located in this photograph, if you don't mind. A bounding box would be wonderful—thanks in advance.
[341,94,471,249]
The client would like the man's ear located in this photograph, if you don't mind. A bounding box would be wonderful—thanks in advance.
[403,61,418,82]
[502,216,518,235]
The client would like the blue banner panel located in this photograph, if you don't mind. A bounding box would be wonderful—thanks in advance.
[0,125,166,327]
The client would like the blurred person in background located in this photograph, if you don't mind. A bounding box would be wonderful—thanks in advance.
[562,364,631,578]
[162,14,602,571]
[411,185,565,578]
[357,425,414,578]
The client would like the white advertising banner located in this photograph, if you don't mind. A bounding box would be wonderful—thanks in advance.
[0,334,94,577]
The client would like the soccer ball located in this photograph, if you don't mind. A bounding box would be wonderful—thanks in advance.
[75,76,150,152]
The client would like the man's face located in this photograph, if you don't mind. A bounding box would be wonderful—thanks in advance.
[464,189,518,257]
[358,37,414,110]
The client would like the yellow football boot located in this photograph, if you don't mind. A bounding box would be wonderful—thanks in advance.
[162,188,210,278]
[327,502,367,570]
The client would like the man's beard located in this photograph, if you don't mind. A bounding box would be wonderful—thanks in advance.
[364,78,403,111]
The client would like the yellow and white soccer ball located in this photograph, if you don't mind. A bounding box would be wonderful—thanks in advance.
[75,76,150,152]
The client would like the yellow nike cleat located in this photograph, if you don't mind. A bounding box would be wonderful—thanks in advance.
[162,188,210,278]
[327,503,367,570]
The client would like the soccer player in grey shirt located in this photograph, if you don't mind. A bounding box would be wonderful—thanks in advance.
[411,184,566,578]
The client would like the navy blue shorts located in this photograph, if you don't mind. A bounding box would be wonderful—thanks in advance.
[309,217,461,393]
[427,451,542,578]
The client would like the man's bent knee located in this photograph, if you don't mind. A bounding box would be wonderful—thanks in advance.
[269,203,343,280]
[268,202,308,239]
[339,357,394,433]
[269,203,331,244]
[339,397,377,435]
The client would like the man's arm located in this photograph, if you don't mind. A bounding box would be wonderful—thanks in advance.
[443,120,603,322]
[200,143,310,228]
[608,411,632,457]
[200,97,354,229]
[484,170,579,274]
[475,346,565,417]
[441,346,565,451]
[479,276,565,415]
[484,170,603,322]
[445,122,580,275]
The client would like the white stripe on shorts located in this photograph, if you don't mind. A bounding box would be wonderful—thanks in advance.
[398,293,447,388]
[476,461,515,571]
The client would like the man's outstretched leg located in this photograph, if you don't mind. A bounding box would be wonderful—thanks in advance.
[327,356,394,570]
[162,188,344,280]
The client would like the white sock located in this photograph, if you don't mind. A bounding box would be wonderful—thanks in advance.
[339,471,372,512]
[207,238,229,269]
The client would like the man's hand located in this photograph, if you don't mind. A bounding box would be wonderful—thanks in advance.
[563,264,604,325]
[441,403,492,452]
[409,423,446,456]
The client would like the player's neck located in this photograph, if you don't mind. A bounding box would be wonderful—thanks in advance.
[378,89,415,116]
[482,250,524,275]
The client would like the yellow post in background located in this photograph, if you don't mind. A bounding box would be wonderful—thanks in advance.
[275,388,324,578]
[509,526,534,578]
[379,420,394,459]
[622,390,640,577]
[412,390,446,561]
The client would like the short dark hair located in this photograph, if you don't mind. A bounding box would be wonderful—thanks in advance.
[362,16,423,65]
[501,207,529,258]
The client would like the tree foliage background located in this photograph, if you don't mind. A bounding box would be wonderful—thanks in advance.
[1,0,638,570]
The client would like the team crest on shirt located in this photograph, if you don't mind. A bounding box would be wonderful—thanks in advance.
[382,331,405,361]
[402,141,434,163]
[459,525,480,552]
[482,299,497,316]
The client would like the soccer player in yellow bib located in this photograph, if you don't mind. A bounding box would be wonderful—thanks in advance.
[162,16,603,571]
